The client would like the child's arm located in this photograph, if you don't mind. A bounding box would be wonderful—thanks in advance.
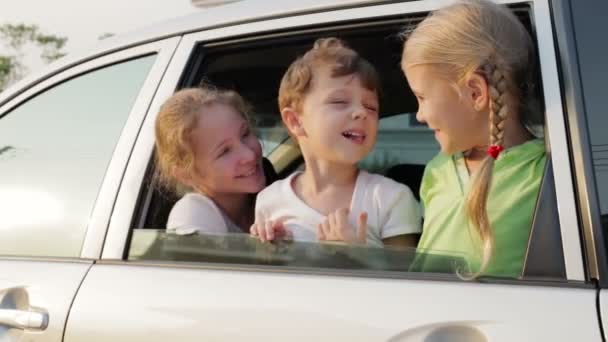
[379,183,423,248]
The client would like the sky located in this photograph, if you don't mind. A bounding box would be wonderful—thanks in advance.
[0,0,201,75]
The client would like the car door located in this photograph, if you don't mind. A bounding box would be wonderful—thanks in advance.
[0,38,179,341]
[550,0,608,339]
[65,1,602,341]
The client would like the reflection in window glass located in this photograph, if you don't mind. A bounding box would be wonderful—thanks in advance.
[0,55,156,258]
[128,230,470,275]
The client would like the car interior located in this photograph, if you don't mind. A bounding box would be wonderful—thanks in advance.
[130,4,566,279]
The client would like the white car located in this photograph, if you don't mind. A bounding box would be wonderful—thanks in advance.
[1,0,607,341]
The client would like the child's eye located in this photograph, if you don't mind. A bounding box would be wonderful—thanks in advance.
[218,147,231,158]
[329,98,348,105]
[364,104,379,113]
[241,127,251,138]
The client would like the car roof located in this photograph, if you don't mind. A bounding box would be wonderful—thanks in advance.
[112,0,391,48]
[0,0,391,106]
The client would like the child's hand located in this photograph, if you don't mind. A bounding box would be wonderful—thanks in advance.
[317,208,367,244]
[250,219,291,242]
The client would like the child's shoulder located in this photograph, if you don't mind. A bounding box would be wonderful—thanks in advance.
[426,152,452,169]
[419,152,453,183]
[256,172,298,205]
[173,192,214,210]
[359,170,415,198]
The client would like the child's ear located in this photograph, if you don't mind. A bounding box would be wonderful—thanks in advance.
[466,73,490,112]
[281,107,306,137]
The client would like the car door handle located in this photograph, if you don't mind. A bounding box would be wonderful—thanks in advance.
[0,309,48,330]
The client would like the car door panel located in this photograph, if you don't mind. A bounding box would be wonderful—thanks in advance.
[65,264,600,341]
[0,38,180,342]
[0,260,91,341]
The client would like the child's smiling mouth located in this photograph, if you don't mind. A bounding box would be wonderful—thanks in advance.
[342,129,366,144]
[236,164,261,178]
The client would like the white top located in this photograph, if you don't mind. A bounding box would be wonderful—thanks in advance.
[254,170,422,247]
[167,192,243,235]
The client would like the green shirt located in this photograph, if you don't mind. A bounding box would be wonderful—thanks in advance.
[417,139,546,278]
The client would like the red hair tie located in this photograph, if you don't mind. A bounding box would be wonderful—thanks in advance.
[487,144,504,159]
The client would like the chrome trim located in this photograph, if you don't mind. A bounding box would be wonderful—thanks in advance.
[0,256,93,264]
[533,0,585,280]
[80,38,182,259]
[96,259,593,288]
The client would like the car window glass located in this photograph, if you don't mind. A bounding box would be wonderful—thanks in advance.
[129,230,470,275]
[0,54,156,258]
[569,3,608,233]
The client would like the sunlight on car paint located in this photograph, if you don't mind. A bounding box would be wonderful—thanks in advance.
[0,188,63,228]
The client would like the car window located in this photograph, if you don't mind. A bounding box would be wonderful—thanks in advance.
[129,230,469,275]
[131,6,565,281]
[0,54,156,258]
[569,3,608,233]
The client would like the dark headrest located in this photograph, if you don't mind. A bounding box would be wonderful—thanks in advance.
[384,163,426,201]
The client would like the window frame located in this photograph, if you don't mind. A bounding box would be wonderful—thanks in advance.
[549,0,608,286]
[102,0,586,284]
[0,37,181,261]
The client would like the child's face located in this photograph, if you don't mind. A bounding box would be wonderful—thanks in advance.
[297,67,379,165]
[404,65,489,155]
[189,103,265,196]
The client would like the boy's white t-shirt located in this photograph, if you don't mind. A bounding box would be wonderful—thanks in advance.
[167,192,243,235]
[255,170,422,247]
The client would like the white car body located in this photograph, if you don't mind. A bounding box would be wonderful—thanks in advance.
[1,0,607,341]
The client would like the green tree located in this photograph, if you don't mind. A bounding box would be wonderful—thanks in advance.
[0,23,67,92]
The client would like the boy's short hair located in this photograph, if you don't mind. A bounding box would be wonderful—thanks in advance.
[278,37,380,112]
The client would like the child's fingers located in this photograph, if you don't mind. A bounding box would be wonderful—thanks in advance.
[272,220,287,238]
[356,212,368,243]
[249,223,259,236]
[258,222,268,242]
[335,208,349,236]
[264,220,274,241]
[321,219,332,239]
[328,212,337,234]
[317,223,326,240]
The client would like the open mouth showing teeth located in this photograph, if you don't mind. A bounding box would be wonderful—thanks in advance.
[238,168,257,178]
[342,130,366,143]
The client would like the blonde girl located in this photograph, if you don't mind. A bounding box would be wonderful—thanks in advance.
[402,0,545,277]
[155,87,266,234]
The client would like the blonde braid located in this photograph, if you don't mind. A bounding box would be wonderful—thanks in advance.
[485,62,509,147]
[464,61,510,277]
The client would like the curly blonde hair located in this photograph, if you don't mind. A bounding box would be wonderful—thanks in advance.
[402,0,540,276]
[154,86,253,195]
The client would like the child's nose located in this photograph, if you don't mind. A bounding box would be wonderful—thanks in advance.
[238,142,257,163]
[352,104,367,120]
[416,109,425,123]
